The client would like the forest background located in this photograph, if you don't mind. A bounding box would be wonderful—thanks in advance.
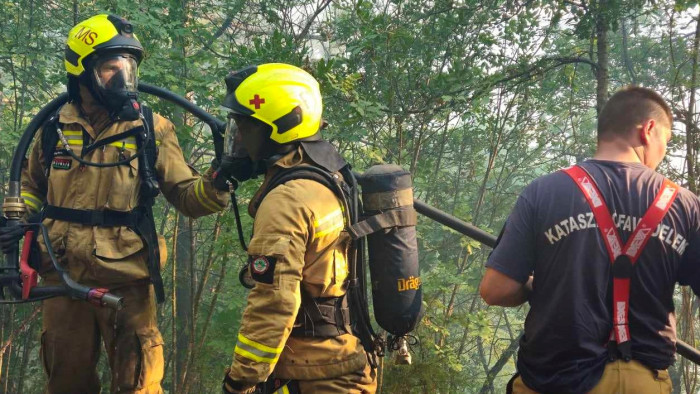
[1,0,700,392]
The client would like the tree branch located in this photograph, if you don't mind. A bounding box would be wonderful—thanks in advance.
[295,0,332,44]
[478,333,523,394]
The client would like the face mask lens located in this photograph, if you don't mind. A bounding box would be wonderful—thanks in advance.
[224,117,238,155]
[232,127,249,158]
[93,55,138,92]
[225,116,251,159]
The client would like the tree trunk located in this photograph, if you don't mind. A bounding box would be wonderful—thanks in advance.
[680,11,700,394]
[620,19,637,84]
[595,0,610,114]
[184,258,228,393]
[175,214,193,391]
[193,213,223,320]
[684,10,700,193]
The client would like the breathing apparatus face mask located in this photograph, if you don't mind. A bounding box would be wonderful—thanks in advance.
[91,54,140,121]
[213,115,266,189]
[226,117,251,160]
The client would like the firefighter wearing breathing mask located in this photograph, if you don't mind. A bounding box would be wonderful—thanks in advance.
[0,14,231,393]
[218,63,377,394]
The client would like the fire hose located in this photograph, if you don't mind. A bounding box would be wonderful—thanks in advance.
[0,83,225,309]
[3,83,698,367]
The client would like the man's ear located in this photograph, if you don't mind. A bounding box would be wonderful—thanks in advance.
[639,119,656,145]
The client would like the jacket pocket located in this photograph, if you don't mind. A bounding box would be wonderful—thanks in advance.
[94,227,144,260]
[106,148,140,212]
[93,227,148,283]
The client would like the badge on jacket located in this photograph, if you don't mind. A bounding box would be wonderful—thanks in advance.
[249,255,276,284]
[52,157,71,170]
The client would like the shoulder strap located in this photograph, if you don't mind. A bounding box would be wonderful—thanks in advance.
[131,105,164,303]
[563,165,678,264]
[562,164,679,359]
[136,105,160,203]
[40,110,62,174]
[141,105,157,168]
[257,165,348,213]
[81,126,143,157]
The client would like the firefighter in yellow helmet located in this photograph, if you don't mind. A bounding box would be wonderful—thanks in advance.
[220,63,377,393]
[0,14,230,393]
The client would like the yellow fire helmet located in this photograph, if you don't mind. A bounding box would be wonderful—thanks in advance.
[64,14,143,77]
[223,63,323,144]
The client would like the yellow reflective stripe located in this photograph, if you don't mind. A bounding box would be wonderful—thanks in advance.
[314,209,342,228]
[234,346,278,364]
[21,192,42,212]
[314,221,344,239]
[113,137,137,145]
[234,334,283,364]
[313,209,345,239]
[58,135,83,141]
[194,179,221,213]
[275,386,290,394]
[108,141,138,150]
[198,179,223,212]
[62,130,83,136]
[237,333,283,354]
[56,140,83,147]
[156,140,161,147]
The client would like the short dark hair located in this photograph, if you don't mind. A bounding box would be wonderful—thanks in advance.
[597,86,672,140]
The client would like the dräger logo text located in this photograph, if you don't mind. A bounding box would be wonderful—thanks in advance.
[397,276,421,292]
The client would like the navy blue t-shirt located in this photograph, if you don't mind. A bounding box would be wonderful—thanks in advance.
[486,160,700,393]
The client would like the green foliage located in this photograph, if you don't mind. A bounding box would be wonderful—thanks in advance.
[2,0,700,393]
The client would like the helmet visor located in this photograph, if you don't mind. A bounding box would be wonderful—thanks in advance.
[92,54,138,93]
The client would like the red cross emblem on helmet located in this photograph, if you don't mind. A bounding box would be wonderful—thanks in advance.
[249,94,265,109]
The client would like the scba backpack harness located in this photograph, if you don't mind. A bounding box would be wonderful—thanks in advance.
[37,105,165,303]
[249,141,423,356]
[563,165,678,360]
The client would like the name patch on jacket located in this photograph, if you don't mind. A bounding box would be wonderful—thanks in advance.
[51,157,71,170]
[248,255,276,284]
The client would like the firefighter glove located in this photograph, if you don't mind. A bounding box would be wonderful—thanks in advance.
[222,367,257,394]
[212,156,258,191]
[0,217,25,254]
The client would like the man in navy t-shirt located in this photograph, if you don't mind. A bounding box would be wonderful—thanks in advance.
[480,86,700,394]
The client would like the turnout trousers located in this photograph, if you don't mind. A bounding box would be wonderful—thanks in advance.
[41,283,164,394]
[509,360,671,394]
[294,363,377,393]
[266,362,376,394]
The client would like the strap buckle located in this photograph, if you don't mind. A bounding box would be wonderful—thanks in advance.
[608,340,632,362]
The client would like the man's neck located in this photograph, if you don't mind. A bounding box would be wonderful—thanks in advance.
[78,84,112,135]
[593,139,644,165]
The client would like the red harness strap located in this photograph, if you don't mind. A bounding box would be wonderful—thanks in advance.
[563,165,678,359]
